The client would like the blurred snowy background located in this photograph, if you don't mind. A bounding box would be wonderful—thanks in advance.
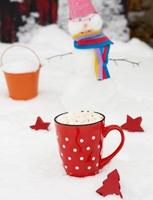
[0,0,153,46]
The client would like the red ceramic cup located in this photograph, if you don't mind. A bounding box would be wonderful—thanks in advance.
[54,112,125,177]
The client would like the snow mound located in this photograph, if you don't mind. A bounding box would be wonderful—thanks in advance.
[0,24,153,200]
[2,60,39,73]
[30,25,74,52]
[0,45,41,73]
[111,38,153,58]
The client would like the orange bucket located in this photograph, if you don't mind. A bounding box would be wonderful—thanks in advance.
[0,45,41,100]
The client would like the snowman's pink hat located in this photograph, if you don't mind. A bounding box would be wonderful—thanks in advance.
[68,0,96,20]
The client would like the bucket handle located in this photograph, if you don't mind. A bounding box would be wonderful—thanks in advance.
[0,44,41,68]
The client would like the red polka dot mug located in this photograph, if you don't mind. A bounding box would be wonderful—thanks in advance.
[54,111,125,177]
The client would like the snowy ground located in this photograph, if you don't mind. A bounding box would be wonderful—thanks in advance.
[0,25,153,200]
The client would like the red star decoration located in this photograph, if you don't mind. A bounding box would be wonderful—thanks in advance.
[30,117,50,131]
[121,115,144,132]
[96,169,123,198]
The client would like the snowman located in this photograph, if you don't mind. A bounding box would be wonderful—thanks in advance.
[62,0,117,111]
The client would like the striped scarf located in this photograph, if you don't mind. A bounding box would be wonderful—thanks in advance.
[73,30,113,81]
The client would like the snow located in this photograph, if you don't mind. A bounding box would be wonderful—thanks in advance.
[0,45,40,73]
[17,14,40,43]
[2,60,39,73]
[0,24,153,200]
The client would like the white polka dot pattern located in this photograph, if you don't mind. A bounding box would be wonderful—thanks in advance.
[86,146,91,151]
[92,157,96,161]
[75,166,79,170]
[73,148,77,152]
[92,136,96,140]
[65,137,69,142]
[62,144,66,149]
[80,139,84,143]
[68,157,72,160]
[80,157,84,161]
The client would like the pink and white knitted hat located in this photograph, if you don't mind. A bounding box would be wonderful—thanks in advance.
[68,0,96,20]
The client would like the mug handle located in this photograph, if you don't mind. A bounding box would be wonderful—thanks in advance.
[99,125,125,169]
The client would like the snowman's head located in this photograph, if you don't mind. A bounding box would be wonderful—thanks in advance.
[68,13,103,36]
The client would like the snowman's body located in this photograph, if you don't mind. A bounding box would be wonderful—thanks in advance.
[72,47,94,79]
[62,12,116,111]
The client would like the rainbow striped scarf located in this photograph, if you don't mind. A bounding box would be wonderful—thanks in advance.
[73,30,113,81]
